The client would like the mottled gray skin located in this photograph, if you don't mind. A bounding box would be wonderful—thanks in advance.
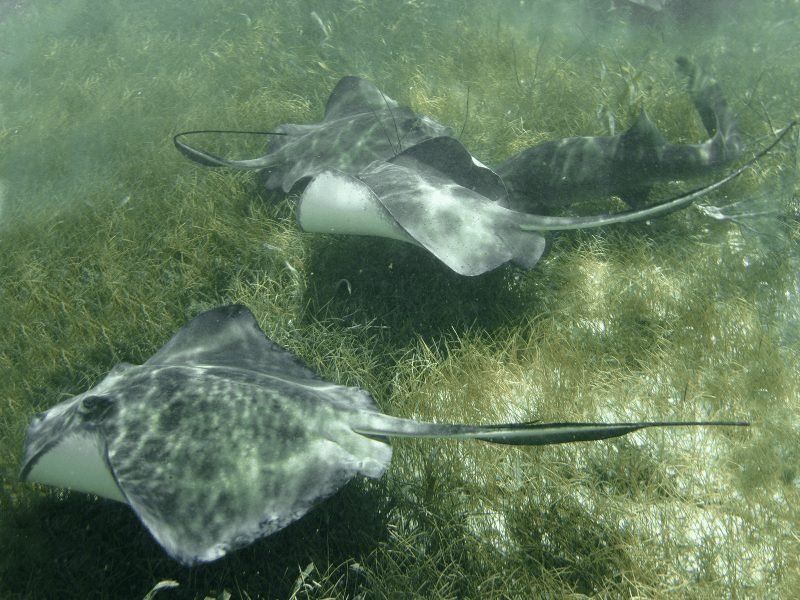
[104,365,389,565]
[21,306,747,564]
[262,76,453,192]
[21,305,391,565]
[346,137,548,275]
[495,57,743,213]
[173,76,451,193]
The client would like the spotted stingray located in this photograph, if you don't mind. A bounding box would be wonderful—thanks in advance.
[21,305,747,565]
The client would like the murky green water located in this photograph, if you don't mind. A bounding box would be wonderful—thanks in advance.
[1,1,798,597]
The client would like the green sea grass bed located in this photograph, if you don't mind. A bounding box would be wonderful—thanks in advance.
[1,0,798,597]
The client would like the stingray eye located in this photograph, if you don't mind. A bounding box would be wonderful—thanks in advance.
[78,395,113,419]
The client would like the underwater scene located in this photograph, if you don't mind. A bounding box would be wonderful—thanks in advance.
[1,0,798,597]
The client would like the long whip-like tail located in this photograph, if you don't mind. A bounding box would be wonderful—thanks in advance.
[173,129,286,169]
[354,415,749,446]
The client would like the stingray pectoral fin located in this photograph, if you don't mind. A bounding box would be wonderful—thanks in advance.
[103,342,394,565]
[106,421,387,566]
[358,161,547,275]
[297,170,418,245]
[298,145,547,275]
[323,76,402,120]
[111,431,390,566]
[390,136,508,202]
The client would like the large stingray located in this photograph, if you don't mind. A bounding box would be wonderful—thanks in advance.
[173,59,789,276]
[21,305,747,565]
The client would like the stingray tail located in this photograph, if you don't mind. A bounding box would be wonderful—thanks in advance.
[354,414,748,446]
[173,129,285,169]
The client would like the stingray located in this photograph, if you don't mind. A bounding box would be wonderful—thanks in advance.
[21,305,748,565]
[172,60,790,276]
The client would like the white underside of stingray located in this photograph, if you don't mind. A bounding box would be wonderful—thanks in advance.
[21,306,747,565]
[26,427,126,503]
